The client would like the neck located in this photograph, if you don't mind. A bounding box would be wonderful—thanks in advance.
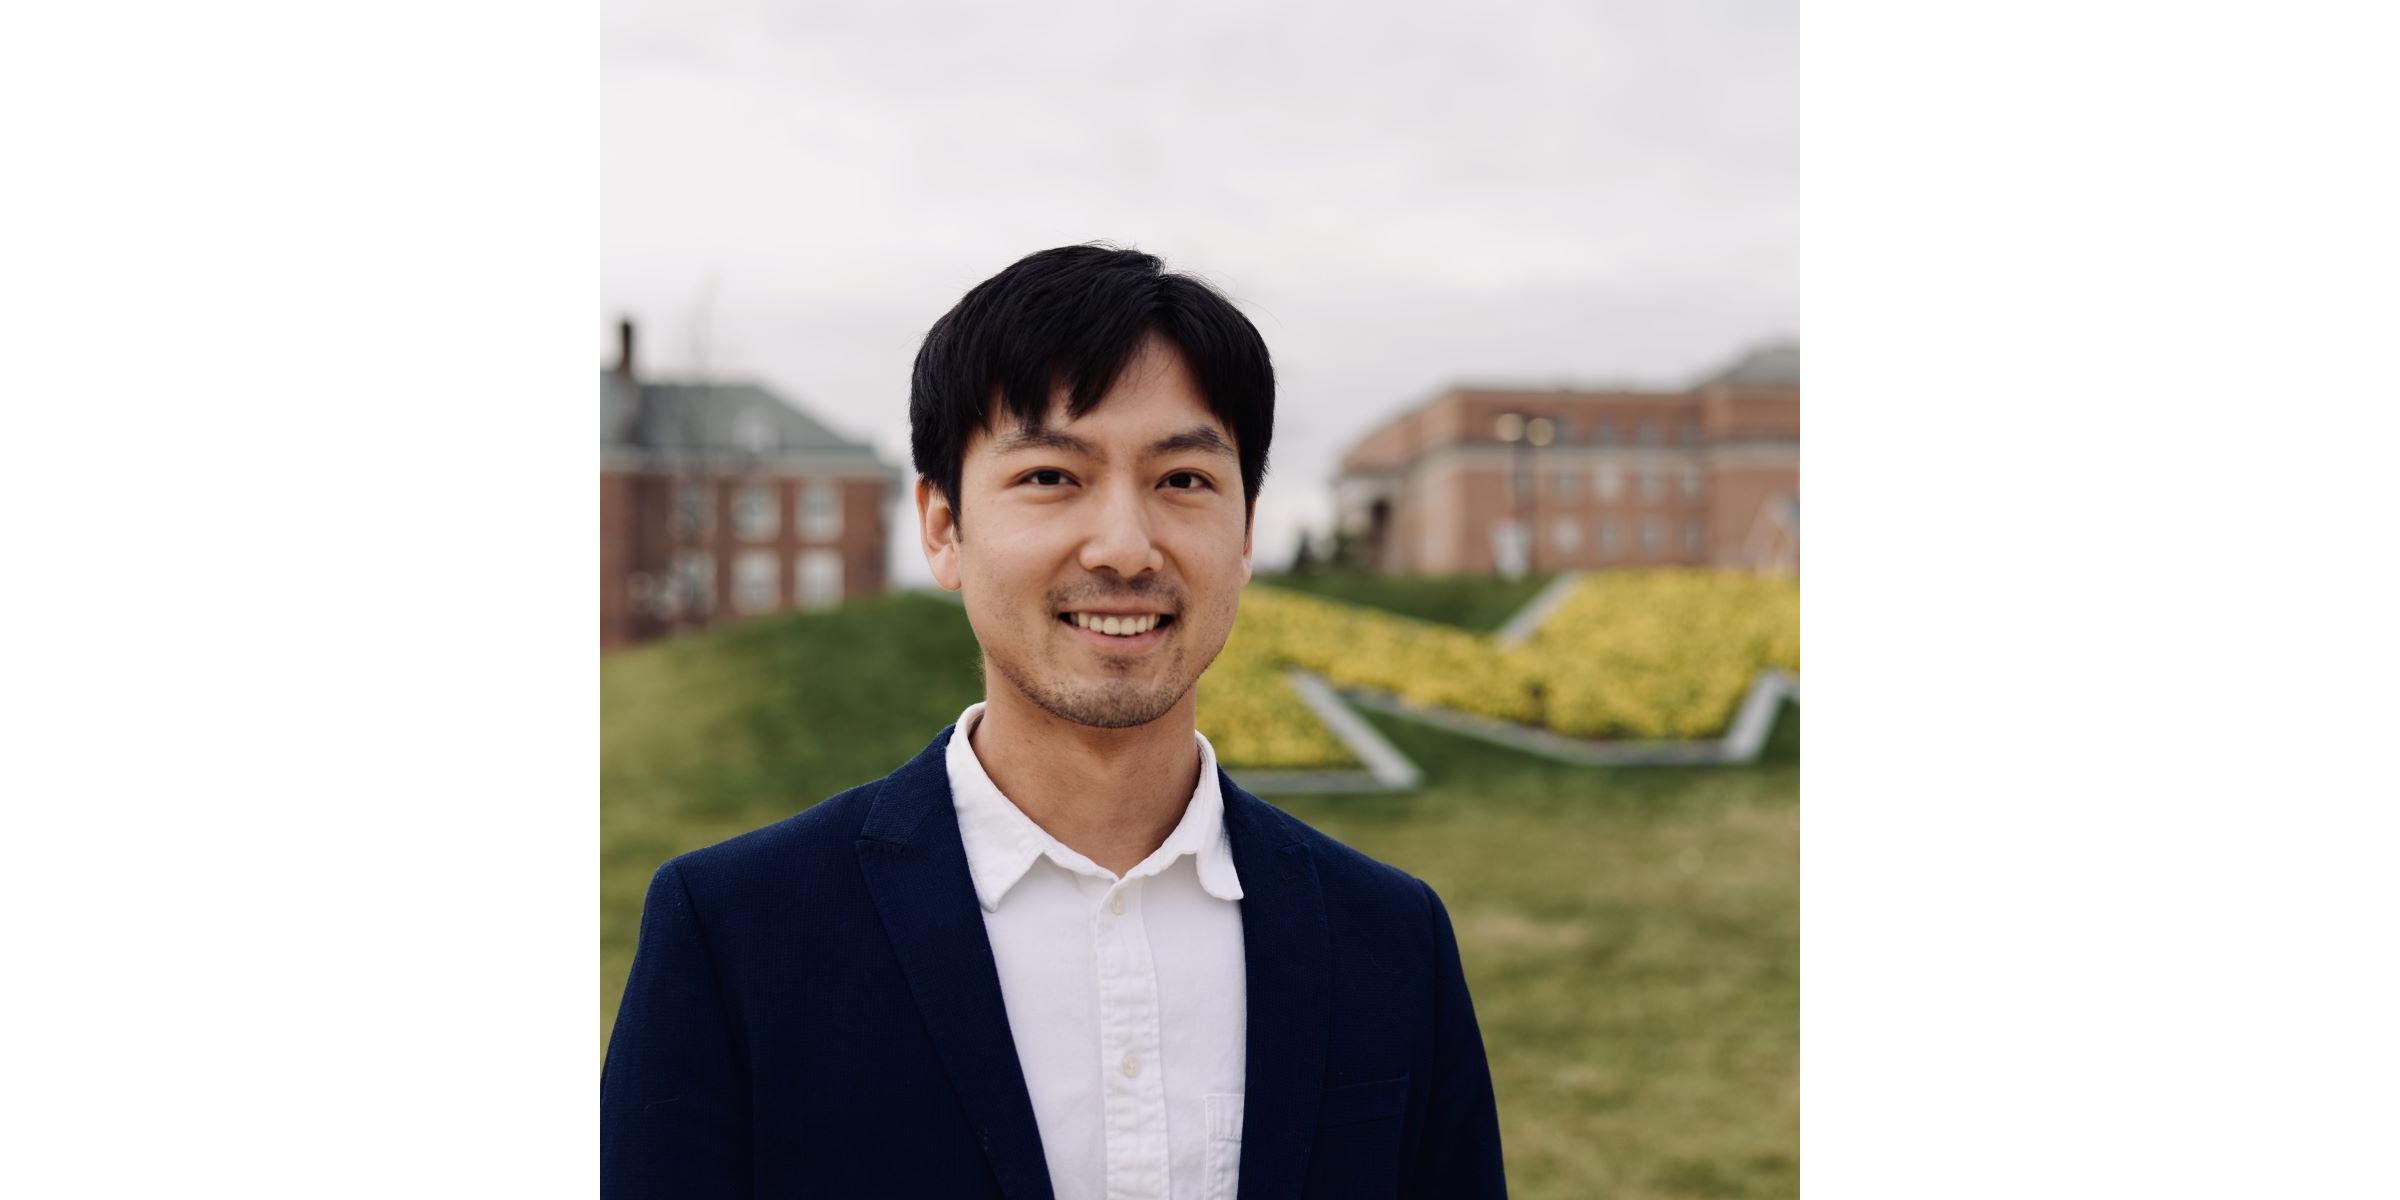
[969,677,1202,877]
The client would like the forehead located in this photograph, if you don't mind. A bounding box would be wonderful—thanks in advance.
[970,337,1230,453]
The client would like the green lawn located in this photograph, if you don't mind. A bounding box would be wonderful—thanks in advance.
[1273,700,1799,1200]
[603,586,1798,1200]
[602,591,988,1040]
[1259,568,1561,632]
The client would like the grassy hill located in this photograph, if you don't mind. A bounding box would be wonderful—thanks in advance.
[602,591,987,1036]
[602,581,1799,1200]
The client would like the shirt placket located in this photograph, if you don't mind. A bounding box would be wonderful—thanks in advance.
[1094,876,1170,1199]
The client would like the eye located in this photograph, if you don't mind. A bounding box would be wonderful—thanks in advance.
[1023,469,1073,487]
[1162,471,1213,491]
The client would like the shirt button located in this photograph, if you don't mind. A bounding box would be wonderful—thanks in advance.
[1110,892,1125,915]
[1121,1053,1141,1078]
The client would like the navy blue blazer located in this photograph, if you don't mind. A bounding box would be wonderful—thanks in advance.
[602,724,1507,1198]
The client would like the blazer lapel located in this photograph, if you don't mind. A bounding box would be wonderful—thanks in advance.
[855,727,1055,1200]
[1221,772,1332,1200]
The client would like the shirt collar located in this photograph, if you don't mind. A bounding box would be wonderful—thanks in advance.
[945,701,1245,913]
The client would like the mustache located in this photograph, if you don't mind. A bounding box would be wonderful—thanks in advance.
[1052,582,1183,612]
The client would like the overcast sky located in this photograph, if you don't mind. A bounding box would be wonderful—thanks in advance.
[602,0,1795,588]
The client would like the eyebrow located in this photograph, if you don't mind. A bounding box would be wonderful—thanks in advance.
[991,423,1236,463]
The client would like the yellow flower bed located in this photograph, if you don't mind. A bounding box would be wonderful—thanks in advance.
[1516,570,1800,740]
[1198,571,1799,768]
[1194,641,1358,769]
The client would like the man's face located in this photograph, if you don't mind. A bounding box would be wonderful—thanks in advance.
[919,334,1253,730]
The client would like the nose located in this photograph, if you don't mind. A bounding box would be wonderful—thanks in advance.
[1077,478,1164,578]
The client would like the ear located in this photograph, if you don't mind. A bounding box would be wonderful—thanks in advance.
[917,477,963,592]
[1240,507,1254,588]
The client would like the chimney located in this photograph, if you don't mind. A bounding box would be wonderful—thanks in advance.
[615,318,636,379]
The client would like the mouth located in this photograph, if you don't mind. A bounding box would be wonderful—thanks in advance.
[1057,610,1176,652]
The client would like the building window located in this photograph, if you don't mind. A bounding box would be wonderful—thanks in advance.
[1641,518,1663,553]
[674,480,713,536]
[1680,420,1701,446]
[1639,419,1662,446]
[1641,469,1662,501]
[1551,516,1581,554]
[733,551,780,614]
[1685,519,1706,552]
[1595,419,1616,445]
[1551,469,1578,499]
[802,479,842,540]
[734,481,780,540]
[1598,519,1621,558]
[1682,466,1703,498]
[672,550,714,615]
[1491,518,1530,577]
[1597,464,1622,501]
[797,549,843,610]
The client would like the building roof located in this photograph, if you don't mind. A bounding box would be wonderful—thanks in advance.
[1705,341,1800,387]
[601,373,901,479]
[600,371,641,445]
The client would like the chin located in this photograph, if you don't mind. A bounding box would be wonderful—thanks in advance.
[1002,659,1192,731]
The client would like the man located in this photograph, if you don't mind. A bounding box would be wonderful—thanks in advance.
[602,244,1507,1198]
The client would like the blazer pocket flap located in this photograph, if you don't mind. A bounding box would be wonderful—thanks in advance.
[1318,1073,1411,1127]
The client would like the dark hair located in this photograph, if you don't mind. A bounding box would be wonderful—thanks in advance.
[909,243,1275,533]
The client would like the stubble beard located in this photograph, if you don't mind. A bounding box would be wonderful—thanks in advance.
[988,643,1194,730]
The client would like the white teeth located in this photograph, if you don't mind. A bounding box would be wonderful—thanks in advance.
[1071,613,1160,636]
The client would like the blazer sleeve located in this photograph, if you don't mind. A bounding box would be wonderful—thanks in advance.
[1407,878,1509,1198]
[602,860,751,1199]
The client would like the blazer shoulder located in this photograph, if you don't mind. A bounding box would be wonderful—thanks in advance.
[661,774,885,894]
[1226,781,1434,917]
[648,725,957,922]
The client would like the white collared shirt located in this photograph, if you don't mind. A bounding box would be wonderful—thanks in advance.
[946,702,1248,1200]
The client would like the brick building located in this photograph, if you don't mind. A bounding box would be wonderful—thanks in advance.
[1333,342,1798,576]
[601,322,905,649]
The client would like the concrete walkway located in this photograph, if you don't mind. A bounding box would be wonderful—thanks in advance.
[1492,571,1588,647]
[1240,572,1798,791]
[1334,670,1799,768]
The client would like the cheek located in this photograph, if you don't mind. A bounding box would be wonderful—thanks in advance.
[969,512,1075,580]
[1196,579,1243,642]
[956,550,1054,645]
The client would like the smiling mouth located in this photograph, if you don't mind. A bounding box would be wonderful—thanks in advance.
[1057,611,1176,639]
